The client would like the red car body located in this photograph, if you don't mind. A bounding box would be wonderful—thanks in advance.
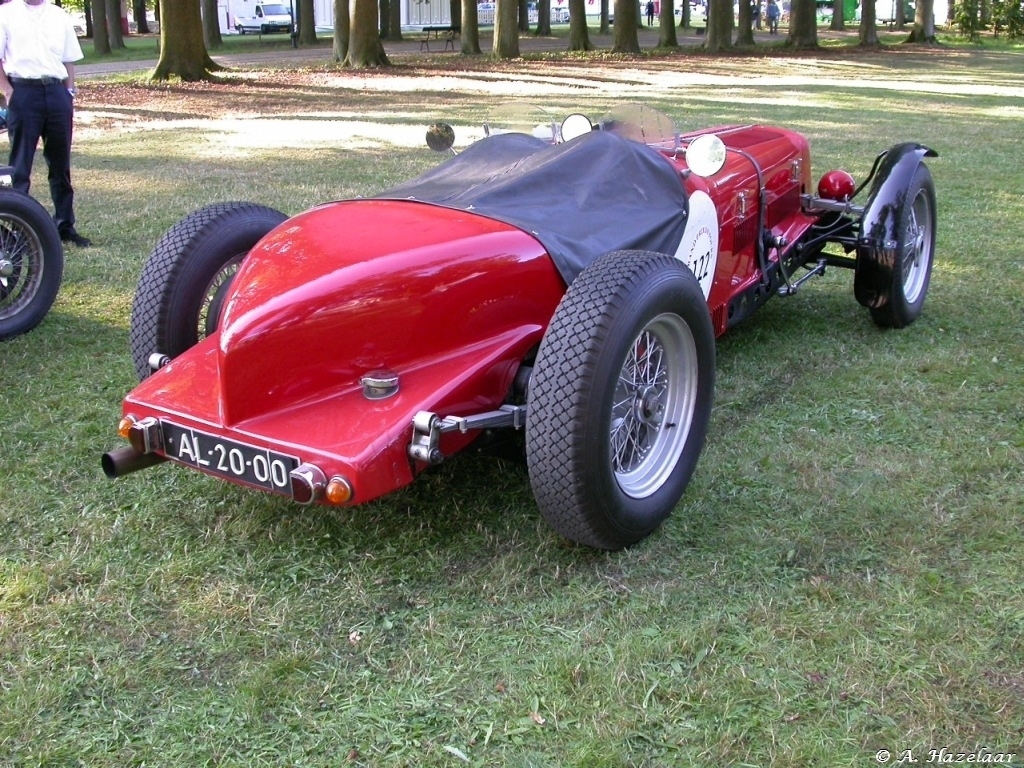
[105,106,936,549]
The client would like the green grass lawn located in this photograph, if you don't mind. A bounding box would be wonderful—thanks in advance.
[2,43,1023,766]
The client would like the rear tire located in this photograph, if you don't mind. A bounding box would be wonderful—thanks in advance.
[0,188,64,341]
[129,202,287,380]
[869,164,936,328]
[526,250,715,550]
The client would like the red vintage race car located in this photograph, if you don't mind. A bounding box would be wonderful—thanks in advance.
[102,104,937,550]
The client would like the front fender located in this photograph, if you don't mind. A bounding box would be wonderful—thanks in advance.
[854,143,937,309]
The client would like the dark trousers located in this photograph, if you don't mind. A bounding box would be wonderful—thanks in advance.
[6,79,76,234]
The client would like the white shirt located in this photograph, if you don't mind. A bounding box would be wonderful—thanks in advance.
[0,0,84,80]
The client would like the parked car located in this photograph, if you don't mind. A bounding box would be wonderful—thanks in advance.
[103,103,937,551]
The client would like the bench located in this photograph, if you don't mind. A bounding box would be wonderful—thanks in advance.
[421,25,460,51]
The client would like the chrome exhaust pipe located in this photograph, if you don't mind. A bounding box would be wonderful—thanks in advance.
[101,446,167,479]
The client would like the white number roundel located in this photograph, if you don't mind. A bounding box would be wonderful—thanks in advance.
[673,190,719,299]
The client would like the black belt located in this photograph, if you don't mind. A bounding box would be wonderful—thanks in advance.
[8,76,63,85]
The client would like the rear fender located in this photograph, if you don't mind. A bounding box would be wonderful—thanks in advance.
[854,143,937,309]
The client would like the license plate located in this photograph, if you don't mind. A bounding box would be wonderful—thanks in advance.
[160,420,299,496]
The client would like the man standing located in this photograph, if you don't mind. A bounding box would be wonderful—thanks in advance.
[0,0,90,247]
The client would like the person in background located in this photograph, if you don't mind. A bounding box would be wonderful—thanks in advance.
[0,0,90,247]
[646,0,655,26]
[766,0,780,33]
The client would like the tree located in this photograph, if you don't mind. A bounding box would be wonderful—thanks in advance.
[905,0,938,41]
[151,0,222,80]
[107,0,126,47]
[332,0,350,61]
[536,0,552,35]
[567,0,594,49]
[201,0,223,48]
[388,0,403,40]
[345,0,388,65]
[493,0,520,58]
[678,0,691,28]
[461,0,483,53]
[830,0,845,28]
[785,0,819,47]
[298,0,316,44]
[859,0,881,43]
[611,0,640,51]
[658,0,678,45]
[705,0,734,51]
[134,0,151,33]
[736,0,755,44]
[93,0,111,54]
[600,0,610,32]
[518,0,531,30]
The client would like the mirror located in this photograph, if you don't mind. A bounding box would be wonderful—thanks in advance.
[425,123,456,153]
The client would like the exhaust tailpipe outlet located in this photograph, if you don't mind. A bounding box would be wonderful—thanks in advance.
[102,446,167,479]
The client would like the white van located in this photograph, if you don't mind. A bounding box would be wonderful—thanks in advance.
[234,2,293,34]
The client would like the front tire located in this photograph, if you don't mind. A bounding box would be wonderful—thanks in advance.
[869,164,936,328]
[526,250,715,550]
[129,202,287,380]
[0,188,64,341]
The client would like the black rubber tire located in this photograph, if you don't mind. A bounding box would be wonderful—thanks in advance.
[526,250,716,550]
[129,202,287,380]
[0,188,64,341]
[869,164,936,328]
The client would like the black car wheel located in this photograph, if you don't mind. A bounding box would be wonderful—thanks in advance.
[870,164,936,328]
[0,188,64,341]
[129,202,287,380]
[526,250,715,550]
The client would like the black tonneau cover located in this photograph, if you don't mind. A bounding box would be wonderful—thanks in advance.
[377,130,689,284]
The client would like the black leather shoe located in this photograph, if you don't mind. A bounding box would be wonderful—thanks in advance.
[60,229,92,247]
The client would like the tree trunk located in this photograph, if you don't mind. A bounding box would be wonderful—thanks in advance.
[786,0,818,47]
[332,0,350,60]
[536,0,552,34]
[658,0,678,44]
[600,0,610,32]
[134,0,151,32]
[736,0,754,44]
[493,0,521,58]
[344,0,388,65]
[567,0,593,48]
[858,0,880,43]
[678,0,689,28]
[152,0,221,80]
[378,0,388,38]
[905,0,937,41]
[201,0,222,48]
[461,0,482,52]
[388,0,403,40]
[107,0,126,47]
[298,0,317,44]
[830,0,845,28]
[518,0,531,30]
[94,0,111,54]
[611,0,640,51]
[705,0,734,50]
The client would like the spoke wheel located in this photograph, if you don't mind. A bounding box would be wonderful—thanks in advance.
[527,250,715,550]
[0,188,63,341]
[129,202,287,380]
[869,164,936,328]
[612,313,699,499]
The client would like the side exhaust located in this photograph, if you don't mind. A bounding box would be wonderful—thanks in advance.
[101,446,167,479]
